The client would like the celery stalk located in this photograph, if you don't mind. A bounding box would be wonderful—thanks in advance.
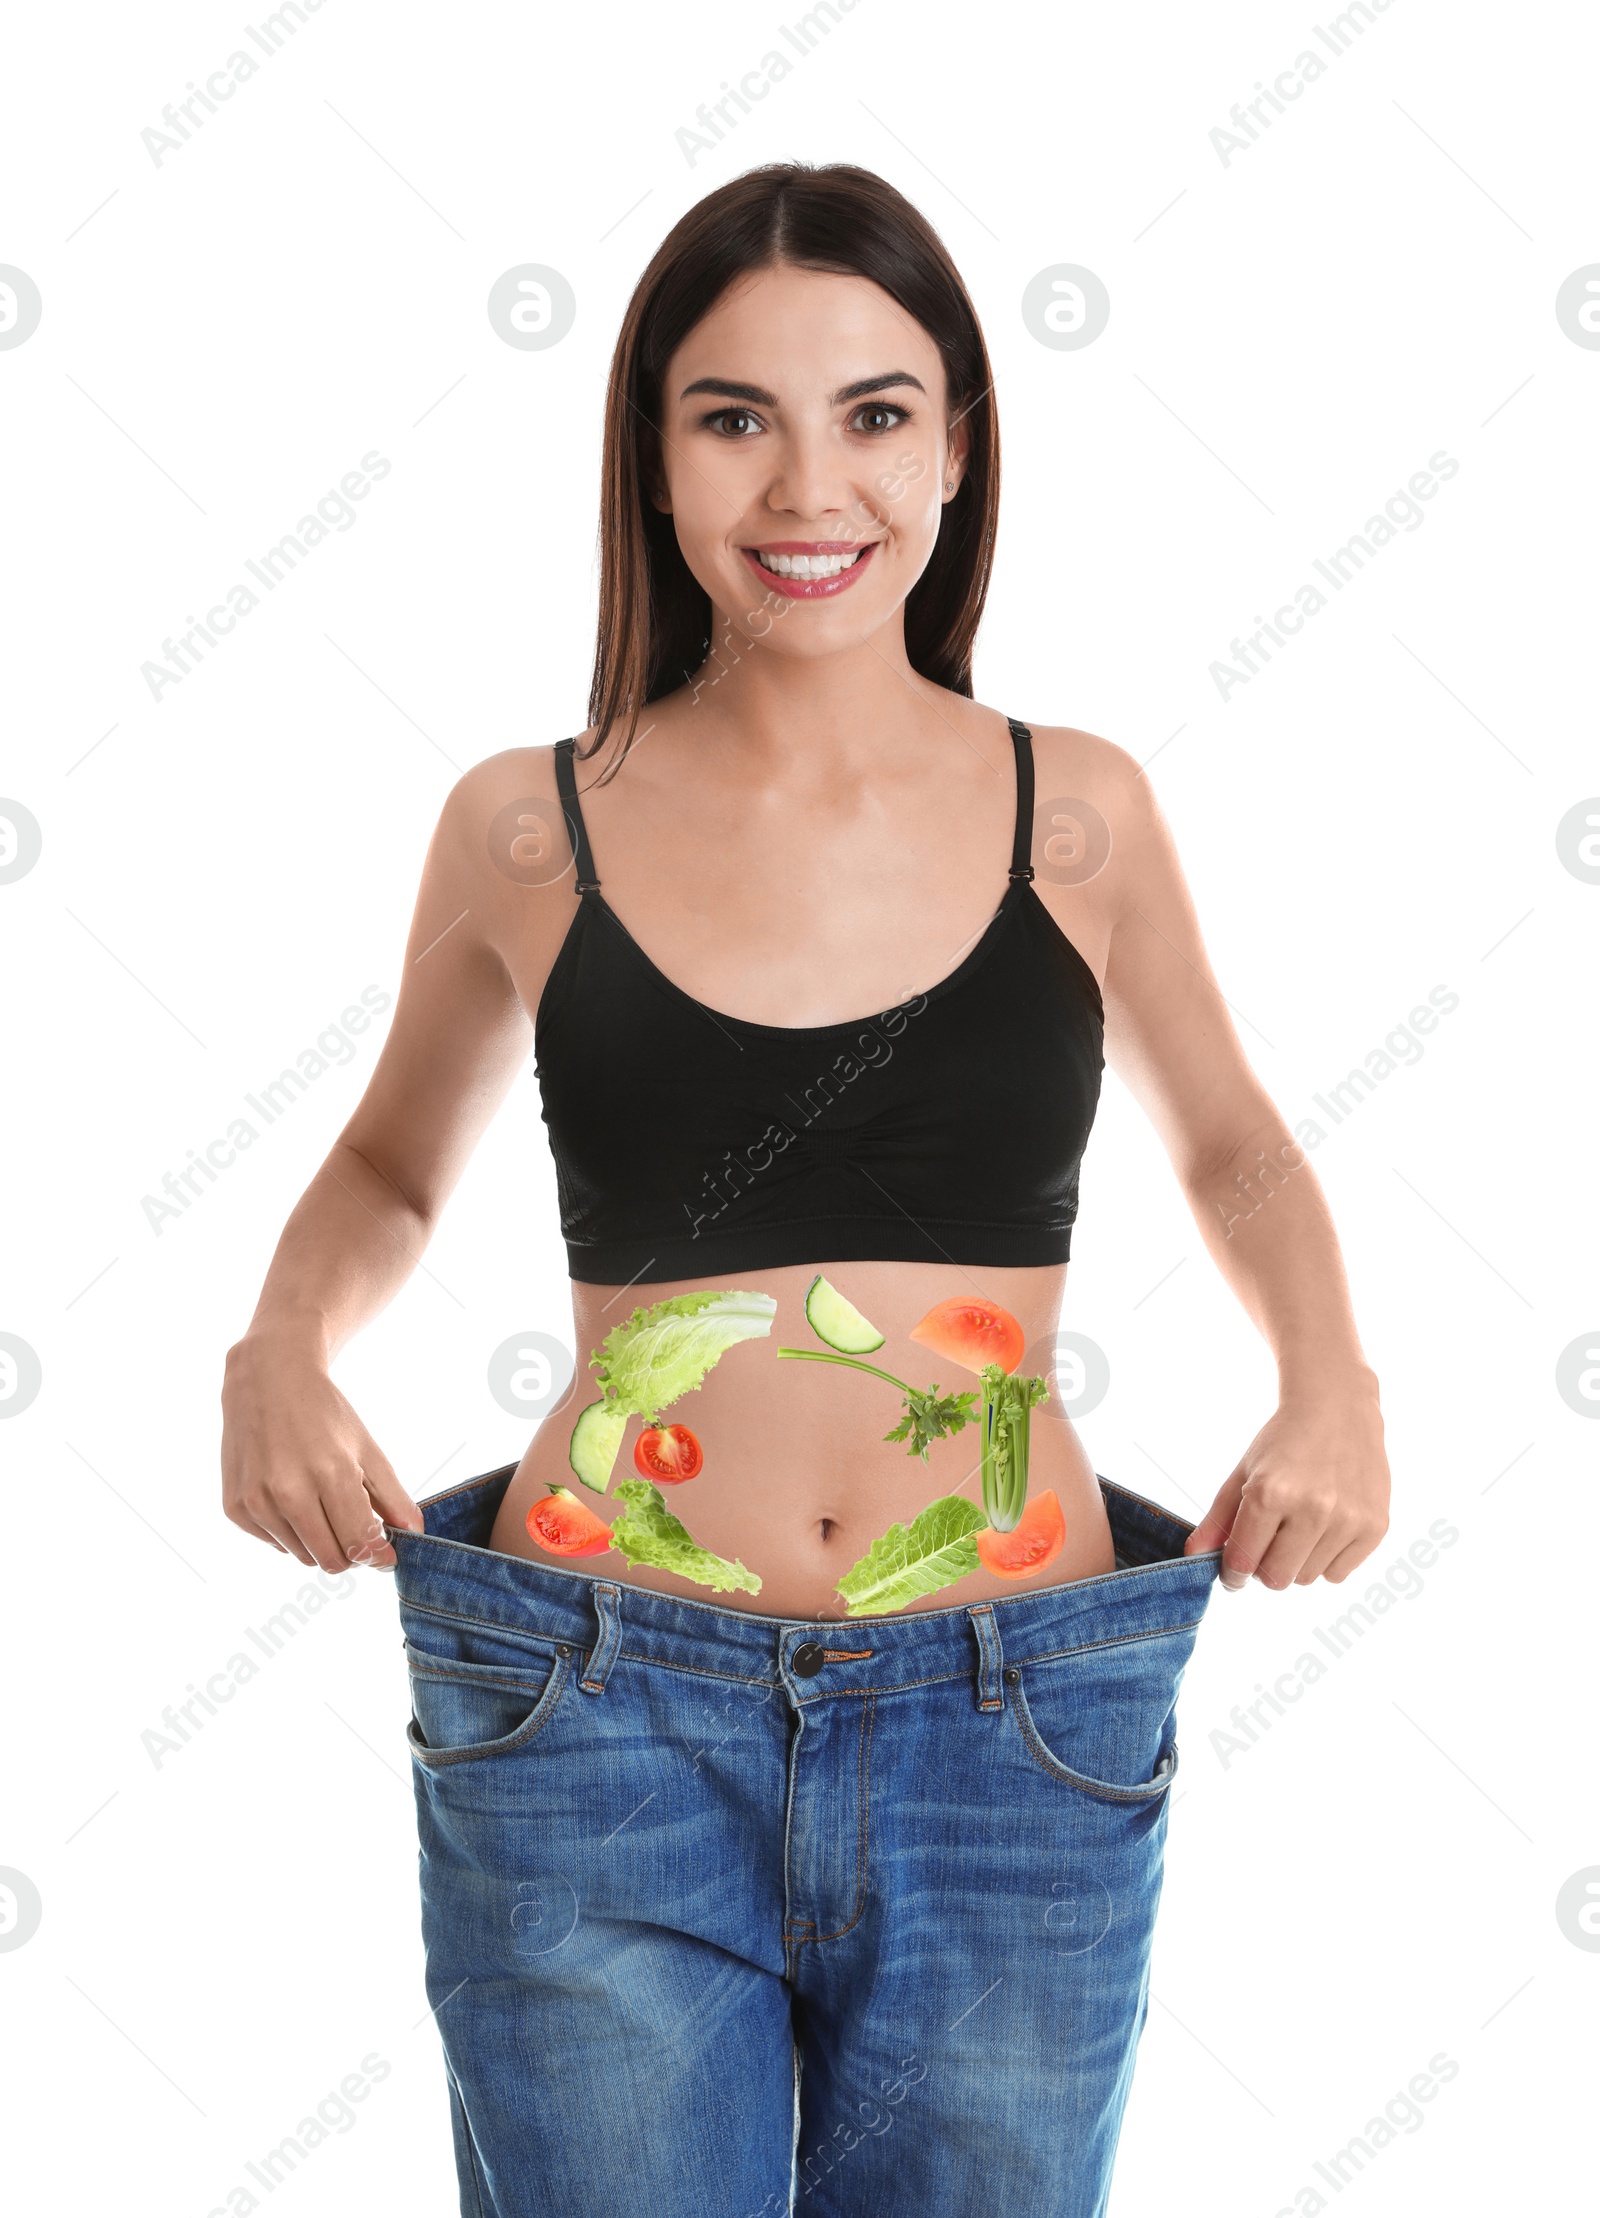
[978,1364,1050,1533]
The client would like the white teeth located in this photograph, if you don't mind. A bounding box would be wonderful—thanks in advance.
[755,547,866,578]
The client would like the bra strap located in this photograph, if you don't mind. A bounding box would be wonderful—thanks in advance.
[553,736,600,894]
[1005,717,1036,883]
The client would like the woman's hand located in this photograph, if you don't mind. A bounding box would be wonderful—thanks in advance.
[1184,1369,1390,1591]
[221,1332,423,1572]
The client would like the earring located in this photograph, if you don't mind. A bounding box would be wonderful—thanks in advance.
[944,479,953,491]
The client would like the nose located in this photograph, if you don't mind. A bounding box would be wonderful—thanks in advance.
[763,420,858,525]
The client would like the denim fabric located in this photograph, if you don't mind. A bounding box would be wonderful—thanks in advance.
[388,1467,1220,2218]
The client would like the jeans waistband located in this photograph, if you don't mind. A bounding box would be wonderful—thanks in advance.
[388,1465,1222,1698]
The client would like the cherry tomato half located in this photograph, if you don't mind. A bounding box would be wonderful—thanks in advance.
[634,1424,704,1483]
[527,1486,612,1556]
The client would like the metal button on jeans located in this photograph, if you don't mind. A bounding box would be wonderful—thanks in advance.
[791,1641,825,1678]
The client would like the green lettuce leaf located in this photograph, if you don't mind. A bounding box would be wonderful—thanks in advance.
[608,1478,762,1594]
[834,1494,986,1617]
[591,1288,778,1425]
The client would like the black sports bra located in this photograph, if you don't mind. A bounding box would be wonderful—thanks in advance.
[534,717,1105,1285]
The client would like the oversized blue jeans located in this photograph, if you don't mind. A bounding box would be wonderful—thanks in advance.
[388,1466,1220,2218]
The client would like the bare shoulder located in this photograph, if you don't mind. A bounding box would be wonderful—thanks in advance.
[1017,719,1149,818]
[429,741,576,892]
[1011,719,1176,907]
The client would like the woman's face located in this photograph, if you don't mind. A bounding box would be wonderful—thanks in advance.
[650,263,969,664]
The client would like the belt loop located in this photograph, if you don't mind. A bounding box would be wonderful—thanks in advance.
[579,1582,622,1694]
[966,1602,1005,1712]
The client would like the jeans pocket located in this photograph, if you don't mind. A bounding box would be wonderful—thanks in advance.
[404,1636,569,1768]
[1008,1626,1196,1804]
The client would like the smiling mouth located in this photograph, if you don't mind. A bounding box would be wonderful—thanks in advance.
[740,541,879,598]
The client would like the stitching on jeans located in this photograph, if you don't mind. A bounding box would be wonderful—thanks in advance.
[410,1463,519,1512]
[1010,1681,1182,1802]
[399,1611,1208,1697]
[406,1659,555,1698]
[590,1651,771,1692]
[401,1612,780,1693]
[401,1594,576,1648]
[444,2051,490,2217]
[1010,1618,1207,1669]
[407,1655,571,1768]
[809,1689,876,1944]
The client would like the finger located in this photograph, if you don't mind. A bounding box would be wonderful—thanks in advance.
[1294,1524,1361,1586]
[272,1486,365,1576]
[1212,1487,1291,1591]
[1185,1467,1245,1561]
[1318,1532,1382,1585]
[324,1475,400,1572]
[1251,1517,1327,1590]
[354,1445,423,1538]
[241,1497,317,1568]
[226,1503,290,1555]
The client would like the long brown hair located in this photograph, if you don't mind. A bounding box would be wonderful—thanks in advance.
[583,161,1001,774]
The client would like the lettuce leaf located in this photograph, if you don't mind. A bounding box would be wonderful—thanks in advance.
[834,1494,986,1617]
[591,1288,778,1425]
[607,1479,762,1594]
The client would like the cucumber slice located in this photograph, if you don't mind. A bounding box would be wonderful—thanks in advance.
[804,1273,885,1354]
[568,1400,628,1493]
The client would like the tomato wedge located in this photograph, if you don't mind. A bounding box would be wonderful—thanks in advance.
[975,1489,1065,1580]
[527,1485,613,1556]
[909,1296,1025,1377]
[634,1423,704,1483]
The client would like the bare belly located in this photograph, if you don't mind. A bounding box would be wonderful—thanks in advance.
[487,1260,1115,1620]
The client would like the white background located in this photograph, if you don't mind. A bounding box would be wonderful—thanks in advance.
[2,2,1595,2211]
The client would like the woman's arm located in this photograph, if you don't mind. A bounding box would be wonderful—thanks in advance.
[221,749,569,1573]
[1090,740,1390,1593]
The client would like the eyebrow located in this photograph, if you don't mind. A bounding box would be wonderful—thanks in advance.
[678,370,928,406]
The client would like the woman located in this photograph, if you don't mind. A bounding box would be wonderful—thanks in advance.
[221,164,1389,2217]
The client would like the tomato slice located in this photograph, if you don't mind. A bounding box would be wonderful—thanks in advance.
[908,1295,1026,1377]
[634,1424,704,1483]
[527,1485,613,1556]
[975,1489,1066,1580]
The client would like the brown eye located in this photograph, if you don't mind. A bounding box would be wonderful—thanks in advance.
[709,408,761,437]
[851,403,907,435]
